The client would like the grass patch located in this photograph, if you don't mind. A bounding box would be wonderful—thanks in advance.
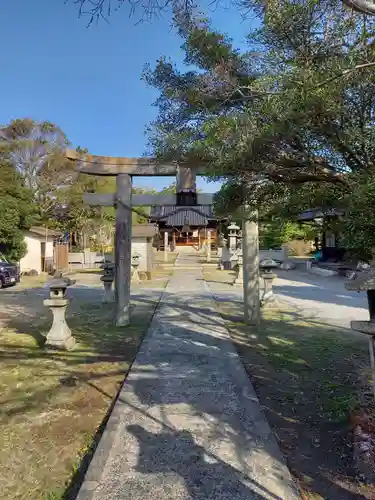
[0,288,162,500]
[203,268,236,285]
[69,268,102,274]
[231,308,365,423]
[134,268,172,288]
[204,268,372,499]
[153,251,178,264]
[15,274,50,290]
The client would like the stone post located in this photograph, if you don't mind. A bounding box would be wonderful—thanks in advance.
[115,173,132,326]
[261,273,276,305]
[242,212,260,325]
[207,230,212,262]
[164,231,169,262]
[228,222,240,252]
[101,262,115,303]
[259,259,279,306]
[131,253,141,284]
[346,274,375,399]
[233,251,244,286]
[172,231,176,252]
[221,244,230,270]
[44,276,76,350]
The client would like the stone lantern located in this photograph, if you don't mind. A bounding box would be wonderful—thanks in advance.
[228,222,240,252]
[217,233,225,260]
[218,237,229,270]
[131,253,141,284]
[346,272,375,399]
[233,250,244,286]
[44,274,76,350]
[101,262,115,303]
[259,258,280,306]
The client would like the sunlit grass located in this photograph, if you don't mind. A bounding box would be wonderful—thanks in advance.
[0,287,162,500]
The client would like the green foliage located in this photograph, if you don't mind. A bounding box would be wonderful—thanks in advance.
[0,158,37,261]
[144,4,375,258]
[259,219,314,249]
[160,182,176,194]
[338,172,375,261]
[0,118,73,223]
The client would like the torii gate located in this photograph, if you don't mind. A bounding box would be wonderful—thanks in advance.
[66,149,260,326]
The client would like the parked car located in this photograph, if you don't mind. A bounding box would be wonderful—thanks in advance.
[0,258,20,289]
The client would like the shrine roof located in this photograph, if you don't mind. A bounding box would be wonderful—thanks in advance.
[150,205,219,227]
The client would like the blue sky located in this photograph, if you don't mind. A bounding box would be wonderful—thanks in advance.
[0,0,255,192]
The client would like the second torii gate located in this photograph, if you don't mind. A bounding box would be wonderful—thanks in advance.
[66,150,260,327]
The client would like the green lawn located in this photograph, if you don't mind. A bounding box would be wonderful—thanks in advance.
[153,251,179,264]
[0,286,163,500]
[203,268,372,499]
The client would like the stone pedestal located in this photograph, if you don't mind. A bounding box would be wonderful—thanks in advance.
[233,253,244,286]
[230,250,239,269]
[259,259,279,307]
[164,231,169,262]
[228,222,240,252]
[43,276,76,350]
[261,272,276,306]
[102,279,115,303]
[207,230,212,262]
[221,246,231,270]
[101,263,115,303]
[131,254,141,284]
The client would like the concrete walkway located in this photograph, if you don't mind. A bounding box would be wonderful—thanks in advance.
[78,254,299,500]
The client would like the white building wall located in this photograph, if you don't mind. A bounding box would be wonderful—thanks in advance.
[132,240,148,271]
[259,246,289,262]
[45,240,54,258]
[20,234,42,274]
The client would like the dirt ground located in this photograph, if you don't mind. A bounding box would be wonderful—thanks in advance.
[0,271,167,500]
[204,268,375,500]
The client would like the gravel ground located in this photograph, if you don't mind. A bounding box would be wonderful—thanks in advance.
[273,269,369,329]
[207,268,369,330]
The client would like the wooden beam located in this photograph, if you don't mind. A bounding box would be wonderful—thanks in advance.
[83,193,215,207]
[65,149,207,176]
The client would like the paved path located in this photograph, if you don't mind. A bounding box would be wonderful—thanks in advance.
[77,253,299,500]
[274,270,368,328]
[208,267,369,330]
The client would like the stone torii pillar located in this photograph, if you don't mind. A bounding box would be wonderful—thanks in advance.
[242,212,260,325]
[115,173,132,325]
[164,231,169,262]
[207,230,212,262]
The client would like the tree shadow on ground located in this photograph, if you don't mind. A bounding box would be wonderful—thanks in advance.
[0,284,163,500]
[203,271,368,312]
[274,270,367,311]
[110,291,371,500]
[127,424,279,500]
[0,284,372,499]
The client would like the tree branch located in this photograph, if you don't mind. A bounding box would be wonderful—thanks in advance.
[317,62,375,87]
[342,0,375,15]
